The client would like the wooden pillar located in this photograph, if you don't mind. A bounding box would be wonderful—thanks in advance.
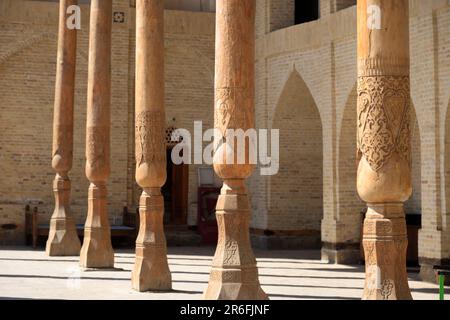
[131,0,171,292]
[80,0,114,269]
[203,0,267,300]
[46,0,81,257]
[357,0,412,300]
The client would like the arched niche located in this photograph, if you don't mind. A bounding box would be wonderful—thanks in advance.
[445,100,450,226]
[404,103,422,217]
[338,84,365,243]
[269,69,323,247]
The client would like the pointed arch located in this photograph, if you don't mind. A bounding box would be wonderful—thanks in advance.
[405,102,422,217]
[268,70,323,248]
[445,99,450,221]
[0,33,55,67]
[337,83,365,243]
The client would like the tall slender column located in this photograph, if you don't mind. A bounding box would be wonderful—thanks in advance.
[131,0,171,292]
[204,0,267,300]
[80,0,114,269]
[357,0,412,300]
[46,0,81,256]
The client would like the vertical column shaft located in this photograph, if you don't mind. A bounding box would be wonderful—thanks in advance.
[131,0,171,292]
[357,0,412,300]
[204,0,267,300]
[46,0,81,256]
[80,0,114,269]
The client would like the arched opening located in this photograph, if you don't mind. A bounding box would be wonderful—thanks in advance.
[405,105,422,215]
[404,103,421,266]
[445,100,450,228]
[269,70,323,248]
[162,126,189,226]
[338,85,365,247]
[164,42,214,243]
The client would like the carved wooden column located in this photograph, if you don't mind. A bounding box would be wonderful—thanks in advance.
[357,0,412,300]
[79,0,114,269]
[131,0,171,292]
[46,0,81,256]
[204,0,267,300]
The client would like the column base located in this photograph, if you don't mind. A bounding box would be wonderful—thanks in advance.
[203,180,268,300]
[46,218,80,256]
[321,242,362,265]
[204,267,268,300]
[132,246,172,292]
[46,175,81,256]
[79,227,114,268]
[362,203,412,300]
[79,183,114,269]
[131,189,172,292]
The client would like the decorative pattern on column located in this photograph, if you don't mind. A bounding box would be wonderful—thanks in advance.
[79,0,114,269]
[357,0,412,300]
[46,0,81,257]
[131,0,171,292]
[204,0,267,300]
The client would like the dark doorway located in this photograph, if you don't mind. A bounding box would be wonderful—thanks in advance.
[295,0,319,25]
[162,148,189,225]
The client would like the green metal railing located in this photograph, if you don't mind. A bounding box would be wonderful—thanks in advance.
[435,269,449,301]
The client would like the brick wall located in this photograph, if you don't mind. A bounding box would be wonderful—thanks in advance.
[254,0,450,265]
[0,0,215,243]
[0,0,449,274]
[320,0,356,17]
[269,70,323,232]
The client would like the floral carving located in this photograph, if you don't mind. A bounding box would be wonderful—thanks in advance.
[364,241,376,265]
[135,111,166,166]
[86,126,107,170]
[223,241,239,265]
[215,87,253,134]
[357,76,411,172]
[381,279,394,300]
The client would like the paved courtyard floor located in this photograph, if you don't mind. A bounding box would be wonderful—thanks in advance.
[0,246,445,300]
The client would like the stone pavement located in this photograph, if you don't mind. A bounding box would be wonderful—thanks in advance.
[0,246,445,300]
